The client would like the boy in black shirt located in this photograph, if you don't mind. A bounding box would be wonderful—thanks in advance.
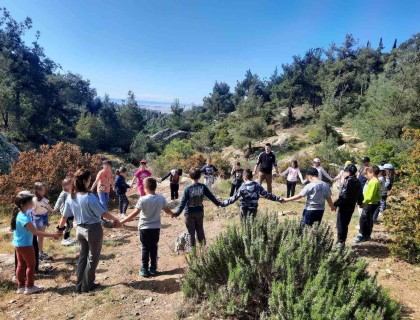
[175,168,221,247]
[230,162,244,196]
[254,143,279,193]
[201,158,218,191]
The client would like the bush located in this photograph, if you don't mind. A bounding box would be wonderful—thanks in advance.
[0,142,102,205]
[182,216,400,319]
[384,129,420,263]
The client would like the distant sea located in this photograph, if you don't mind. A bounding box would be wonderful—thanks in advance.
[108,98,194,114]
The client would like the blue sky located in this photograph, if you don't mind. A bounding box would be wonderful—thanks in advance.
[3,0,420,104]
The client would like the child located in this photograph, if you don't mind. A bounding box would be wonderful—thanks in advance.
[33,182,54,261]
[312,158,334,183]
[354,166,382,243]
[91,160,114,210]
[115,167,131,218]
[174,168,221,247]
[333,164,363,247]
[333,160,353,190]
[54,178,74,246]
[119,178,174,277]
[161,168,183,201]
[201,158,218,191]
[280,160,304,197]
[11,191,59,294]
[221,169,283,220]
[372,166,387,224]
[230,162,244,197]
[283,167,335,226]
[132,160,152,197]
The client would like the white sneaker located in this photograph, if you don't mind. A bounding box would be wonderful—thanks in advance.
[24,284,44,294]
[61,238,75,246]
[16,287,25,294]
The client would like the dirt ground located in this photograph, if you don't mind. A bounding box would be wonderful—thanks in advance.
[0,179,419,320]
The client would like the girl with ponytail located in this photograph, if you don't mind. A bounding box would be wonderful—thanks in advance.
[12,191,60,294]
[57,168,120,293]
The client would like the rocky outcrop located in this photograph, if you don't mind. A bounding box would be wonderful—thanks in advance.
[0,133,20,174]
[150,129,191,146]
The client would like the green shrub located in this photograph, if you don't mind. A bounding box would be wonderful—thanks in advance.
[384,129,420,263]
[182,215,400,319]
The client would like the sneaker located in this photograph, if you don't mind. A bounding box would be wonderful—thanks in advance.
[16,287,25,294]
[149,266,157,276]
[24,284,44,294]
[335,242,345,249]
[354,234,366,243]
[140,267,151,277]
[61,238,75,246]
[40,252,52,260]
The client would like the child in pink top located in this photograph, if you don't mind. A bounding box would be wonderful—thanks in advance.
[132,160,152,196]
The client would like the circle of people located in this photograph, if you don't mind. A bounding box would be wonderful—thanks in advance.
[10,143,395,295]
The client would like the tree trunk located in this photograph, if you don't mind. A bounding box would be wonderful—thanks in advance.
[1,112,8,129]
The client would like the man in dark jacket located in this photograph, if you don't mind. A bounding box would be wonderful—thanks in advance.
[334,164,364,247]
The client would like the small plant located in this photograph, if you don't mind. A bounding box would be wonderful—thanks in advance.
[181,215,400,319]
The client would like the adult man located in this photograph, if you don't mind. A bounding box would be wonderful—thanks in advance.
[333,164,363,248]
[254,143,279,193]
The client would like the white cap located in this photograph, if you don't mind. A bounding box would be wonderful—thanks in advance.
[18,190,35,197]
[313,158,321,163]
[384,163,394,170]
[378,165,385,171]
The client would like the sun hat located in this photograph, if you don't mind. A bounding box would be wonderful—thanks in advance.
[313,158,321,163]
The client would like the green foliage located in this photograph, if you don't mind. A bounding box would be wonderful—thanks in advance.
[366,140,410,169]
[384,129,420,263]
[182,216,400,319]
[315,136,354,165]
[153,140,195,176]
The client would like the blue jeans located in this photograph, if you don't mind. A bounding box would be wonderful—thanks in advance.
[98,192,110,210]
[302,209,325,226]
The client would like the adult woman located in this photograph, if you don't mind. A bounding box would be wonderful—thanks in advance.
[57,169,120,293]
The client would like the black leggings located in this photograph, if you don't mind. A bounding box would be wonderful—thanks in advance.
[230,182,243,197]
[118,194,129,214]
[139,229,160,268]
[15,235,39,274]
[170,183,179,200]
[336,206,354,243]
[64,217,74,240]
[286,181,297,198]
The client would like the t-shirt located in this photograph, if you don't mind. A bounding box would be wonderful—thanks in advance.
[363,178,382,205]
[96,169,114,193]
[135,194,168,229]
[63,193,105,225]
[201,165,217,177]
[175,183,221,215]
[257,152,277,174]
[281,167,303,182]
[33,197,49,215]
[134,169,152,187]
[12,212,33,247]
[231,168,244,185]
[299,181,332,210]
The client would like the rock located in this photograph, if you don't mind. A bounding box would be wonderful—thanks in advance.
[385,269,393,274]
[150,129,191,146]
[8,299,16,304]
[0,133,20,174]
[174,232,190,254]
[144,297,153,305]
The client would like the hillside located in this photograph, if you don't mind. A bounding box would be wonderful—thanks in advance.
[0,179,419,319]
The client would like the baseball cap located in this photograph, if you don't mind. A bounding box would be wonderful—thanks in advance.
[140,160,147,164]
[384,163,394,170]
[18,190,35,197]
[306,167,319,177]
[344,160,352,167]
[313,158,321,163]
[344,164,357,175]
[361,157,370,162]
[378,165,385,171]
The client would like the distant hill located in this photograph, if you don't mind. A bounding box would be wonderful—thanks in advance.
[108,98,194,113]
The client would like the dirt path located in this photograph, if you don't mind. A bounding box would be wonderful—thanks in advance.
[0,180,419,320]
